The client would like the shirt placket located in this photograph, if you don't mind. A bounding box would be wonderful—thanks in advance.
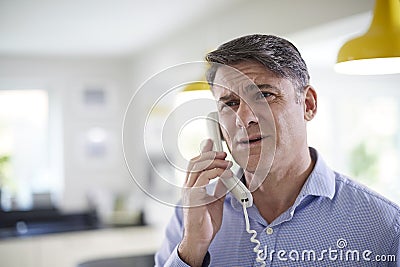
[247,206,300,267]
[246,207,280,267]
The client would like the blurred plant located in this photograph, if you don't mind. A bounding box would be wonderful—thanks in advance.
[0,155,11,188]
[349,142,379,184]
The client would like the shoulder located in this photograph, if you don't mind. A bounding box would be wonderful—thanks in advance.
[334,172,399,209]
[310,147,400,219]
[333,172,400,227]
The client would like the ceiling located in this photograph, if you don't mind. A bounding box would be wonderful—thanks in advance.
[0,0,241,56]
[0,0,375,58]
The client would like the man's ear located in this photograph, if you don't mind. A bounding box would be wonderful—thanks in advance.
[304,86,317,121]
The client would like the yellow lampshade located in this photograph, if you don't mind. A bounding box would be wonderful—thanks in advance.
[176,80,213,110]
[182,80,210,92]
[335,0,400,75]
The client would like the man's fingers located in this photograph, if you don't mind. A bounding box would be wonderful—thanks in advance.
[194,168,233,187]
[190,159,232,173]
[186,160,232,187]
[185,150,227,181]
[182,168,233,207]
[190,150,227,169]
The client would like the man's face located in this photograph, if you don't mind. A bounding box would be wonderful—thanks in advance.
[212,60,309,189]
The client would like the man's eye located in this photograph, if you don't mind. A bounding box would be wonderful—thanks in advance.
[225,100,240,107]
[218,100,239,111]
[256,91,274,100]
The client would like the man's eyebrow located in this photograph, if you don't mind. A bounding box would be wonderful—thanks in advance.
[217,84,279,102]
[218,93,238,102]
[244,83,279,93]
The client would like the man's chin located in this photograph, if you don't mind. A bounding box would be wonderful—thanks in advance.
[241,162,273,190]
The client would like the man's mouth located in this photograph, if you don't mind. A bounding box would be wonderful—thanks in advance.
[237,135,266,145]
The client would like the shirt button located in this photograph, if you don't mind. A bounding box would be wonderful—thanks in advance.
[266,227,273,235]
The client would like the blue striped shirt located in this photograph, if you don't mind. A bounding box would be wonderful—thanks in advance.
[155,148,400,266]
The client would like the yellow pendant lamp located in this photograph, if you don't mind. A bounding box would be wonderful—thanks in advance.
[335,0,400,75]
[182,80,210,92]
[177,79,212,106]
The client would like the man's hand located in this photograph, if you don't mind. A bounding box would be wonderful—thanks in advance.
[178,139,233,267]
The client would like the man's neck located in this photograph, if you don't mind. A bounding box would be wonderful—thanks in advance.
[244,147,315,224]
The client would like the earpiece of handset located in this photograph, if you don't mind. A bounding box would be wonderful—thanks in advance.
[207,112,253,208]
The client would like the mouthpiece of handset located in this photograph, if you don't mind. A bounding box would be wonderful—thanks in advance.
[220,175,253,208]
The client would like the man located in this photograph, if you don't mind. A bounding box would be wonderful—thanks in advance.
[155,34,400,266]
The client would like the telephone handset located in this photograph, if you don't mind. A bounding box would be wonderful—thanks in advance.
[206,112,253,208]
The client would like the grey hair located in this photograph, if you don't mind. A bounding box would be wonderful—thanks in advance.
[205,34,310,100]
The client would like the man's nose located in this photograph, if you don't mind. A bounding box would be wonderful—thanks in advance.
[235,100,258,128]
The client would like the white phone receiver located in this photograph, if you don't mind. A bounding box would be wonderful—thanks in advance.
[206,112,253,208]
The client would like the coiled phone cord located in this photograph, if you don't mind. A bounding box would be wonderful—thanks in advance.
[242,202,266,267]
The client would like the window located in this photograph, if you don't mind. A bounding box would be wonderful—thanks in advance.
[309,93,400,204]
[341,97,400,202]
[0,89,55,210]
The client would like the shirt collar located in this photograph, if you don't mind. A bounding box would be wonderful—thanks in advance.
[230,147,336,211]
[297,147,335,201]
